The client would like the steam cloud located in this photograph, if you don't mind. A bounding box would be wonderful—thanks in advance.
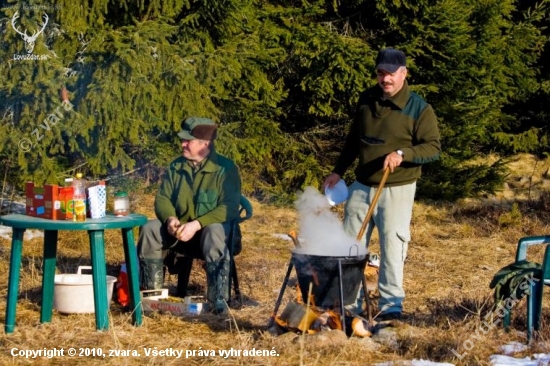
[293,186,367,257]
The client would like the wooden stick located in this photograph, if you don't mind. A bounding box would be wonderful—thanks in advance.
[355,168,389,328]
[300,282,313,366]
[356,167,390,241]
[288,230,302,248]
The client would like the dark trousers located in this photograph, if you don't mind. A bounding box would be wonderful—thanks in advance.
[137,219,231,263]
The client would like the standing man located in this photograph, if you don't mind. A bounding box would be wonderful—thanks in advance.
[137,117,242,314]
[323,48,441,320]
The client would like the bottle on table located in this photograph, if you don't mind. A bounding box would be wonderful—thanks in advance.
[72,173,87,222]
[113,191,130,217]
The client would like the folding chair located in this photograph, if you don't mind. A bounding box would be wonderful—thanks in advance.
[502,235,550,342]
[165,195,253,301]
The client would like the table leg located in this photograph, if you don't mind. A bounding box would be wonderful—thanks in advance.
[88,229,109,331]
[121,227,142,326]
[41,230,58,323]
[5,228,25,333]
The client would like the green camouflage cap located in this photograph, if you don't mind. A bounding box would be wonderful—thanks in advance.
[177,117,218,141]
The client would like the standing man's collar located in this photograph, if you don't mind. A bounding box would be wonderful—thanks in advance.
[376,80,410,109]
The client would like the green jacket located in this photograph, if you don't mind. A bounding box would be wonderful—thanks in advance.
[154,149,242,228]
[489,260,541,309]
[333,81,441,187]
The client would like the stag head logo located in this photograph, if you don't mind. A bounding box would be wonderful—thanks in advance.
[11,11,49,54]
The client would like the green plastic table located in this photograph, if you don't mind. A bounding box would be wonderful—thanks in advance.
[0,213,148,333]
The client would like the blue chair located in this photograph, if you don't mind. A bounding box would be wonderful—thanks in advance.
[166,196,253,301]
[503,235,550,342]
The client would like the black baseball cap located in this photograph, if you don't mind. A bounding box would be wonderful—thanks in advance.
[375,48,407,73]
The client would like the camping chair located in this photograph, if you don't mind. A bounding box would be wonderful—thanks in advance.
[502,235,550,342]
[164,195,253,302]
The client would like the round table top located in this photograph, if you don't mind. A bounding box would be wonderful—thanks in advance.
[0,213,148,231]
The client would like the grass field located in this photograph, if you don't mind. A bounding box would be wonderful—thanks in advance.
[1,154,550,365]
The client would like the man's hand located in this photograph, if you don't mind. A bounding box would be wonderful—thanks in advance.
[383,151,403,172]
[322,173,342,190]
[173,220,201,242]
[166,217,181,236]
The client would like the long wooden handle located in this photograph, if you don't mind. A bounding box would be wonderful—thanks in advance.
[356,168,390,241]
[288,230,301,248]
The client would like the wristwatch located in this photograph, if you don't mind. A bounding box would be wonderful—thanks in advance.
[396,149,404,158]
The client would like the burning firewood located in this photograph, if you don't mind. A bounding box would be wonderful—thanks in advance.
[351,317,372,338]
[276,301,347,334]
[311,311,331,332]
[276,301,318,333]
[327,310,342,330]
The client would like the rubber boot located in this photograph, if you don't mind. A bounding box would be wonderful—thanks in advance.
[206,260,230,314]
[139,258,165,290]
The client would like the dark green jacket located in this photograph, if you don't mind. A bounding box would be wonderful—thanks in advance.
[489,260,541,309]
[333,81,441,187]
[154,149,241,228]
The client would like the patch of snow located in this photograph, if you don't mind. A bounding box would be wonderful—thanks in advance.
[375,360,455,366]
[490,352,550,365]
[272,233,306,243]
[272,233,292,241]
[500,341,529,355]
[490,354,537,365]
[0,225,43,240]
[0,225,12,240]
[24,229,43,240]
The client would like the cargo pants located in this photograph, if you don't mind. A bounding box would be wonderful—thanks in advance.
[344,180,416,315]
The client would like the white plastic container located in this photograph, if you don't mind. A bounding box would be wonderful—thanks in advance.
[53,266,116,314]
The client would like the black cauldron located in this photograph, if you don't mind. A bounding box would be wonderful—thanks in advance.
[292,252,368,308]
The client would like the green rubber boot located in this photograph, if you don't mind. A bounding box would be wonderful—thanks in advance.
[206,260,230,314]
[139,258,164,290]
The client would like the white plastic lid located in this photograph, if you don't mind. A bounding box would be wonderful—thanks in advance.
[324,179,348,206]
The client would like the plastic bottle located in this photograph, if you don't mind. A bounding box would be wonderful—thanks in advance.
[63,178,75,220]
[116,263,130,307]
[72,173,87,222]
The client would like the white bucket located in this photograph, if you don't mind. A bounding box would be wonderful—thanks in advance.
[53,266,117,314]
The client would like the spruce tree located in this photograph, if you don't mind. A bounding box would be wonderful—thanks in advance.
[1,0,549,201]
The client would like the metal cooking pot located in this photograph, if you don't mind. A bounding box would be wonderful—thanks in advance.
[292,252,368,308]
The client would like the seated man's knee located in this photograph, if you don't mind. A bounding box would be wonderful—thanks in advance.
[141,219,163,233]
[201,223,230,261]
[138,219,164,257]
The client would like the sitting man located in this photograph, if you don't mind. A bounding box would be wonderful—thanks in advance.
[137,117,242,314]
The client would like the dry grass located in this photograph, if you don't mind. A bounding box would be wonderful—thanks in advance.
[2,155,550,365]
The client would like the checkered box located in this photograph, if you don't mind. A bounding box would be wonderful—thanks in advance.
[87,182,106,219]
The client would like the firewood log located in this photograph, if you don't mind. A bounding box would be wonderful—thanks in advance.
[351,317,372,337]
